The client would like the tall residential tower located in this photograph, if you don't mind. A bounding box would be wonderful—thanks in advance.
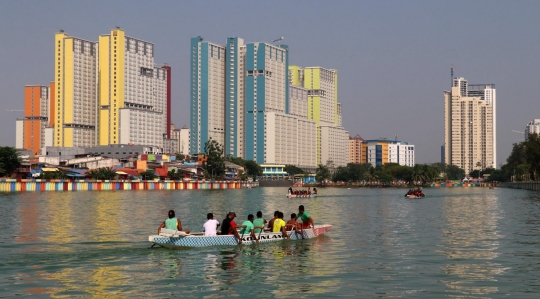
[444,77,496,174]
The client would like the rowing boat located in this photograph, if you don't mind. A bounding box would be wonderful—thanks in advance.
[286,194,317,198]
[406,194,424,199]
[149,224,332,249]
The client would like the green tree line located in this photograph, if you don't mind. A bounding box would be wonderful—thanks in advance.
[491,133,540,182]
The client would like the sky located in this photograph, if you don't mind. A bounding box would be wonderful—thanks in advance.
[1,0,539,165]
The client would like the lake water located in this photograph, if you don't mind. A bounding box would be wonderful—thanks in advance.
[1,187,540,298]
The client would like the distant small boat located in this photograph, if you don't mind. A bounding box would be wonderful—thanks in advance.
[489,187,498,189]
[286,193,317,198]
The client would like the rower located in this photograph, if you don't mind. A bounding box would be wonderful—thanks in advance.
[267,211,279,231]
[220,212,242,244]
[158,210,190,235]
[272,212,289,239]
[239,214,259,243]
[253,211,266,234]
[297,205,314,229]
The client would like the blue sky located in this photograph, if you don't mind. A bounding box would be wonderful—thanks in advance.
[1,0,539,165]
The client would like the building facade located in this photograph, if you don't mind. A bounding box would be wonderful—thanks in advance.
[190,36,226,154]
[225,37,247,158]
[525,119,540,140]
[362,139,415,167]
[444,77,496,174]
[170,123,190,155]
[348,134,364,164]
[320,126,349,167]
[98,29,169,148]
[16,85,53,155]
[54,31,97,147]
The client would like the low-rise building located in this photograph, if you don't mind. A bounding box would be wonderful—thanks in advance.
[362,139,415,167]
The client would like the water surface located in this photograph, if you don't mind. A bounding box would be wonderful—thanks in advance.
[1,187,540,298]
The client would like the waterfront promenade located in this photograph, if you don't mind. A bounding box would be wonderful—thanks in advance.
[0,179,258,192]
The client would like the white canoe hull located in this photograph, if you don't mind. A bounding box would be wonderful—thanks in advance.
[286,194,317,198]
[149,224,332,249]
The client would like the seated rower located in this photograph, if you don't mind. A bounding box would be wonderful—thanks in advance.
[286,213,301,234]
[272,212,289,239]
[267,211,279,231]
[297,205,314,229]
[158,210,190,235]
[220,212,242,244]
[239,214,258,243]
[203,213,220,236]
[253,211,267,234]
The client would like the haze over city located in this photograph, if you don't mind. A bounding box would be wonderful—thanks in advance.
[1,1,539,164]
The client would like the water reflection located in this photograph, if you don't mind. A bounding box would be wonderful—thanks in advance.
[439,192,506,296]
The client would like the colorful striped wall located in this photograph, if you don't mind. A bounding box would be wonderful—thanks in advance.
[0,179,258,192]
[430,183,498,187]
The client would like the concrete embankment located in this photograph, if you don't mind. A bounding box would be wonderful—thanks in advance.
[0,179,258,192]
[502,181,540,191]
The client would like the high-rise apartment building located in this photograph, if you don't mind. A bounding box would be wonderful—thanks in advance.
[54,31,97,147]
[348,134,364,164]
[98,29,169,148]
[190,37,226,154]
[444,77,496,174]
[289,65,347,166]
[244,42,289,163]
[525,119,540,140]
[225,37,246,158]
[15,85,53,155]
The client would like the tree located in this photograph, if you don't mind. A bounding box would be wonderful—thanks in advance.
[140,170,157,180]
[0,147,21,177]
[175,153,186,161]
[168,169,183,180]
[469,169,481,178]
[204,139,225,179]
[284,165,305,176]
[332,166,349,182]
[87,167,117,180]
[244,160,262,180]
[315,164,331,184]
[445,164,466,180]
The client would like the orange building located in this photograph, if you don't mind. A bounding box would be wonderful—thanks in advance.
[348,134,364,164]
[15,85,53,155]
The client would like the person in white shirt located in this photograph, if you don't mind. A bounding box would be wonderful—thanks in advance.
[203,213,220,236]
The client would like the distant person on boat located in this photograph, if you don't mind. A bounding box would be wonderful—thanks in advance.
[220,212,242,244]
[286,213,301,234]
[313,187,318,195]
[267,211,279,231]
[272,212,289,239]
[203,213,220,236]
[158,210,190,235]
[239,214,259,244]
[253,211,267,233]
[297,205,315,229]
[288,187,293,195]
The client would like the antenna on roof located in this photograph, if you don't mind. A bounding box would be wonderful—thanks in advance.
[272,36,284,46]
[451,65,454,86]
[395,134,398,141]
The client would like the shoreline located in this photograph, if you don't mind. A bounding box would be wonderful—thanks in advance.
[0,179,258,192]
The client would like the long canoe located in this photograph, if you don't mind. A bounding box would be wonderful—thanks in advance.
[149,225,332,249]
[286,194,317,198]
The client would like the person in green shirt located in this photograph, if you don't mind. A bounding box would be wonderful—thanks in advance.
[239,214,258,243]
[253,211,267,233]
[297,205,314,229]
[157,210,190,235]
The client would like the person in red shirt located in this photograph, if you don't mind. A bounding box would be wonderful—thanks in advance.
[221,212,242,244]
